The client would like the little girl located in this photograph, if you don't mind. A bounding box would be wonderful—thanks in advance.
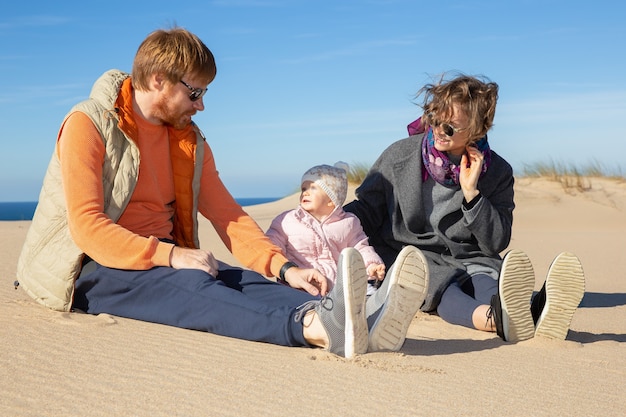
[266,162,385,292]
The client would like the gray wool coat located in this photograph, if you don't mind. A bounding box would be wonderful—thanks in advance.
[344,134,515,312]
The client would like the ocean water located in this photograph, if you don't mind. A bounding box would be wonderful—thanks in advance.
[0,202,37,221]
[0,198,280,221]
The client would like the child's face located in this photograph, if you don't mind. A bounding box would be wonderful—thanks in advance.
[300,181,335,220]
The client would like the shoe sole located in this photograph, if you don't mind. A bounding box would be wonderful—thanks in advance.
[499,250,535,342]
[368,246,429,352]
[535,252,585,340]
[340,248,369,358]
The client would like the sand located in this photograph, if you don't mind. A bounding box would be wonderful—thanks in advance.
[1,177,625,417]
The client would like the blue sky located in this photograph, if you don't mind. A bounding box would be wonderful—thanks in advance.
[1,0,625,201]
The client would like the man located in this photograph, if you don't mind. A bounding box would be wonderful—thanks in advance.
[16,28,428,358]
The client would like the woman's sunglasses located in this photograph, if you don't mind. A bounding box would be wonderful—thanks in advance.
[180,80,208,102]
[426,113,467,137]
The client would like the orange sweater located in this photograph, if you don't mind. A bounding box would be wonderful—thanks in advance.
[58,95,287,277]
[59,111,176,268]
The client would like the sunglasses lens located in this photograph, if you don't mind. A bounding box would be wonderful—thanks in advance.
[190,88,207,102]
[442,123,454,137]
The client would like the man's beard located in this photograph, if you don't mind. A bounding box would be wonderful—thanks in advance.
[153,95,192,130]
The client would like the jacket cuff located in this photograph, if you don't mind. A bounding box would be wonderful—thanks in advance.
[462,193,482,210]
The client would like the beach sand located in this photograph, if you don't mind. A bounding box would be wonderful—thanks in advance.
[1,177,625,417]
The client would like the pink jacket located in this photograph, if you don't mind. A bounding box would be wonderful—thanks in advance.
[266,206,384,288]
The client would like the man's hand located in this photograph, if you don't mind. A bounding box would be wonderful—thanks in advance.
[170,246,219,277]
[284,267,328,296]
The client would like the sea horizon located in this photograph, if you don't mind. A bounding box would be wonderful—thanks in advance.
[0,198,281,221]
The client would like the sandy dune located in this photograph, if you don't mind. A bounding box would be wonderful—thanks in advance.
[1,177,624,416]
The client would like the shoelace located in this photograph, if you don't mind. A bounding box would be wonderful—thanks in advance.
[485,306,495,329]
[293,296,333,322]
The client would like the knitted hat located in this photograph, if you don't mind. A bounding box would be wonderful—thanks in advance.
[301,161,349,207]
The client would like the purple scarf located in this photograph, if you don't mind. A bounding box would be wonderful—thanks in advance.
[408,117,491,186]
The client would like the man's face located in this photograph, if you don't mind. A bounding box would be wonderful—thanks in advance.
[153,76,207,130]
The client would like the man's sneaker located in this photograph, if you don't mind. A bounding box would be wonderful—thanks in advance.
[534,252,585,340]
[492,250,535,342]
[295,247,368,358]
[366,246,429,352]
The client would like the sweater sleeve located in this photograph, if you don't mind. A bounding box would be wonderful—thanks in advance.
[462,157,515,255]
[343,148,392,238]
[197,142,288,277]
[58,112,173,269]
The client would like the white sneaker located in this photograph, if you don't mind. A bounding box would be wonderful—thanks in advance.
[367,246,429,352]
[534,252,585,340]
[496,250,536,342]
[295,247,368,358]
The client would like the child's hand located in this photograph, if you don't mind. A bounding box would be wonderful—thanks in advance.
[367,263,386,281]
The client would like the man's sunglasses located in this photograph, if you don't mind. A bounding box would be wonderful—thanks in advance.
[180,80,208,102]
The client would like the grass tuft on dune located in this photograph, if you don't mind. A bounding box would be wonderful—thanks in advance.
[347,160,625,193]
[520,160,624,193]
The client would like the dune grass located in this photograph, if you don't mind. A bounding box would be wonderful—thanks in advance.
[520,160,624,192]
[347,160,624,193]
[347,162,372,185]
[520,160,623,179]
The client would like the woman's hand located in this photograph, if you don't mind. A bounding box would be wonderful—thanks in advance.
[460,145,484,202]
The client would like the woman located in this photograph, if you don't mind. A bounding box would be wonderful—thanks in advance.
[345,74,585,342]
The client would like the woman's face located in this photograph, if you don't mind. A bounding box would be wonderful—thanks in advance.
[431,103,472,156]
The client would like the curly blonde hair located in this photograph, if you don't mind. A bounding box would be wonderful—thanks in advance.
[417,73,499,143]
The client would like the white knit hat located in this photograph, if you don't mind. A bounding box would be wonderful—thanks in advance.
[301,161,349,207]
